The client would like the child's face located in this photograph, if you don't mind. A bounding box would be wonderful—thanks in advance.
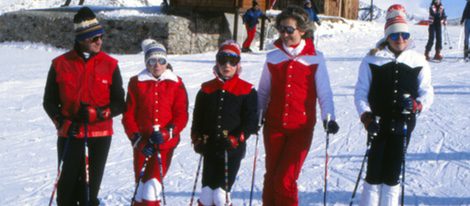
[278,18,305,47]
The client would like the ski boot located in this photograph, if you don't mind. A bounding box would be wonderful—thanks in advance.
[241,47,252,53]
[433,49,443,61]
[424,50,430,61]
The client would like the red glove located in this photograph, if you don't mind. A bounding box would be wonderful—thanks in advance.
[225,133,245,150]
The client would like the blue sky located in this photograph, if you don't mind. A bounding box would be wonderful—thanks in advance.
[373,0,465,19]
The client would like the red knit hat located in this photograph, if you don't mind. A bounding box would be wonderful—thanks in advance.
[384,4,409,38]
[218,40,241,56]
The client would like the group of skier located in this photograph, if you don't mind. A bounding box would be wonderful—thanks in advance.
[43,3,437,206]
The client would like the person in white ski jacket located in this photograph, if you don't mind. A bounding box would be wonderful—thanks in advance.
[354,5,434,206]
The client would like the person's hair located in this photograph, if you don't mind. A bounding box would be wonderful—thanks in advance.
[275,5,309,32]
[431,0,441,6]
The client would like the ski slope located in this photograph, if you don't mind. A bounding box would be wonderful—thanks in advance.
[0,14,469,206]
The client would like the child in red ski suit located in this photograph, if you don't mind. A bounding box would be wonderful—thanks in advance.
[122,39,189,206]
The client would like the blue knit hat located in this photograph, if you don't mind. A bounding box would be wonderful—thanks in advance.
[73,7,104,42]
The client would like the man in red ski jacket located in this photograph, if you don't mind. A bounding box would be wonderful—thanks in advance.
[122,39,189,206]
[43,7,125,206]
[257,6,339,206]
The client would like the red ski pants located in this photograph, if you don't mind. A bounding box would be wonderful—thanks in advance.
[242,25,257,49]
[262,126,314,206]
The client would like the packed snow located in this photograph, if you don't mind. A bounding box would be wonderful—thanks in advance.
[0,2,470,206]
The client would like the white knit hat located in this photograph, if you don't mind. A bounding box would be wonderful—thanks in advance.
[141,39,167,63]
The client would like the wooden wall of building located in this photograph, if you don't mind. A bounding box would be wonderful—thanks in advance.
[323,0,358,19]
[171,0,268,12]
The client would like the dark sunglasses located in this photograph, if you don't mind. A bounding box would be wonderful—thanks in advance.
[86,35,103,43]
[277,25,297,34]
[147,57,167,66]
[216,52,240,66]
[389,32,410,41]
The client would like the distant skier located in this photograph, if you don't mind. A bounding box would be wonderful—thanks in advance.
[43,7,125,205]
[461,0,470,59]
[354,5,434,206]
[303,0,321,41]
[242,1,268,53]
[61,0,84,7]
[191,40,258,205]
[258,6,339,205]
[424,0,447,61]
[122,39,189,205]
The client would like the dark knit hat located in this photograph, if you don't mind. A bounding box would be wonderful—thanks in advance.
[73,7,104,41]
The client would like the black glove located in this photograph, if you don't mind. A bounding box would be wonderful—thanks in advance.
[402,96,422,114]
[149,130,164,145]
[361,112,380,136]
[191,133,207,154]
[131,133,142,148]
[66,121,79,137]
[323,120,339,134]
[142,143,156,157]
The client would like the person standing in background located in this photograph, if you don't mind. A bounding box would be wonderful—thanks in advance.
[303,0,321,41]
[43,7,125,205]
[424,0,447,61]
[242,1,268,53]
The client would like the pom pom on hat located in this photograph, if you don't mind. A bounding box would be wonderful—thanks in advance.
[74,7,104,42]
[141,39,167,62]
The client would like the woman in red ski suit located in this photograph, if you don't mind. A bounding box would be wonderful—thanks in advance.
[257,6,339,206]
[122,39,189,206]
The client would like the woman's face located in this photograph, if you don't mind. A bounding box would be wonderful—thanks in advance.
[387,32,410,54]
[146,57,167,78]
[216,50,240,79]
[278,18,305,47]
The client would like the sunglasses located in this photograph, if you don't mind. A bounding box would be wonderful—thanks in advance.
[216,52,240,66]
[147,58,167,66]
[389,32,410,41]
[277,25,297,34]
[86,35,103,43]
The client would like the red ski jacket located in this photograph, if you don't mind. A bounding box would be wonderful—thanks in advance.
[122,69,189,150]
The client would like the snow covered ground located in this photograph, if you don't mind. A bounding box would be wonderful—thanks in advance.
[0,9,469,206]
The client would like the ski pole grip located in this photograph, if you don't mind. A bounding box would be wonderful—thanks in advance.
[153,125,160,132]
[325,113,331,132]
[402,94,411,115]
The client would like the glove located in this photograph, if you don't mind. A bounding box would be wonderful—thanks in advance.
[191,133,207,154]
[130,133,142,148]
[67,121,80,137]
[77,104,111,123]
[361,112,380,136]
[317,20,322,26]
[149,129,164,145]
[142,142,156,157]
[224,133,245,150]
[402,96,422,114]
[323,120,339,134]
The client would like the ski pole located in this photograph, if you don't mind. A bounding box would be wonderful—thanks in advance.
[48,124,74,206]
[154,125,166,205]
[401,94,411,206]
[223,130,230,206]
[444,25,453,50]
[249,111,264,206]
[349,116,380,206]
[189,135,208,206]
[323,113,331,206]
[131,155,152,206]
[84,121,90,206]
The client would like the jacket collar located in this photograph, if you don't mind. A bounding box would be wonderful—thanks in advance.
[273,38,316,58]
[137,68,179,82]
